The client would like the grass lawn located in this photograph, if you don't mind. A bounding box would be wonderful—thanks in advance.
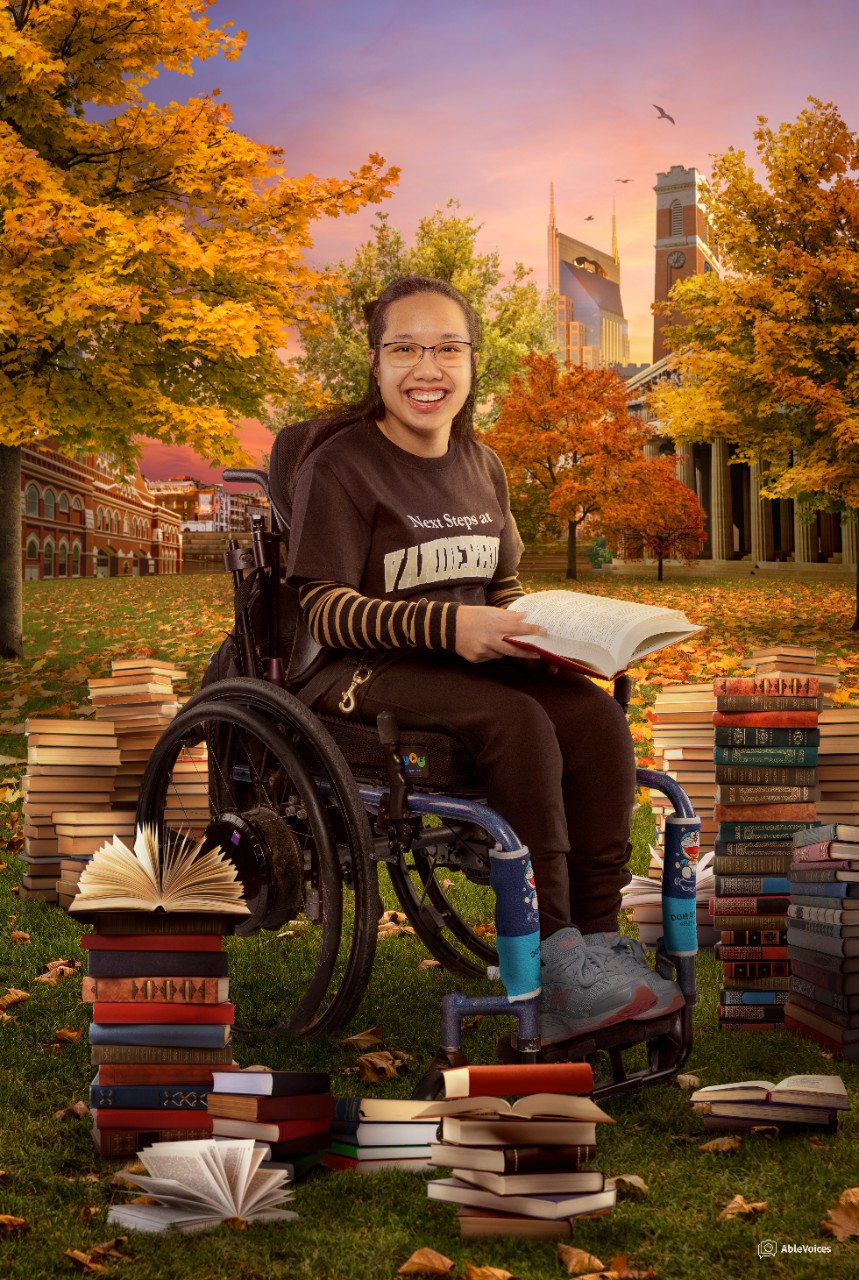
[1,572,859,1279]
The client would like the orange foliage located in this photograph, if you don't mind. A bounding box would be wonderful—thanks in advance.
[601,456,706,570]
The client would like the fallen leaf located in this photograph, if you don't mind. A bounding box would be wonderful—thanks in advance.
[55,1102,90,1120]
[461,1017,483,1033]
[464,1266,517,1280]
[341,1025,383,1051]
[418,958,442,970]
[608,1173,649,1199]
[88,1238,129,1261]
[0,1214,29,1232]
[54,1026,84,1044]
[720,1194,767,1220]
[63,1248,109,1273]
[675,1073,700,1090]
[557,1244,605,1275]
[699,1136,743,1154]
[79,1206,101,1224]
[0,988,29,1011]
[379,909,408,925]
[397,1246,455,1275]
[749,1125,780,1139]
[808,1136,827,1149]
[355,1050,409,1082]
[821,1187,859,1240]
[223,1216,248,1230]
[10,930,29,944]
[442,879,454,889]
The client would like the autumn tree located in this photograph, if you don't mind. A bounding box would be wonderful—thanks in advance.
[600,455,706,581]
[0,0,397,659]
[271,202,553,430]
[486,353,650,579]
[651,98,859,625]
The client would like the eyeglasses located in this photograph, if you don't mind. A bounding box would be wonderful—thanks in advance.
[376,340,474,368]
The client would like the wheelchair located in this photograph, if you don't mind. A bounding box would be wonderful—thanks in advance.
[136,421,699,1102]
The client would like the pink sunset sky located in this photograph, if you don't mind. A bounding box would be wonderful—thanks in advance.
[139,0,859,485]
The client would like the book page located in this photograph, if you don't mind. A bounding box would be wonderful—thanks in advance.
[510,591,688,649]
[140,1147,234,1215]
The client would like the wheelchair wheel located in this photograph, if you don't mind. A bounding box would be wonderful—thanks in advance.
[136,679,378,1038]
[388,832,498,981]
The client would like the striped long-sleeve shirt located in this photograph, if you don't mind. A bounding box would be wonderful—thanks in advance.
[298,572,525,652]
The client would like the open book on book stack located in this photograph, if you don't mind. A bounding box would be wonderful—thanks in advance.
[71,825,247,1157]
[107,1138,296,1233]
[690,1074,849,1132]
[418,1062,615,1240]
[502,591,702,680]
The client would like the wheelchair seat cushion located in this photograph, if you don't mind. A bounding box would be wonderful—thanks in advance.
[316,713,485,794]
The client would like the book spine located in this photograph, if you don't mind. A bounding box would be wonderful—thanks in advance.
[715,695,820,712]
[717,1003,786,1021]
[89,1084,211,1109]
[714,766,818,786]
[790,977,852,1013]
[786,923,852,951]
[714,841,796,857]
[718,1021,788,1033]
[712,712,820,727]
[791,884,855,901]
[789,959,853,992]
[89,1024,229,1049]
[719,929,785,944]
[713,728,821,747]
[92,1128,212,1156]
[712,914,789,931]
[718,821,818,840]
[713,876,789,895]
[786,991,859,1028]
[793,825,858,847]
[713,857,794,875]
[722,961,790,978]
[713,745,819,766]
[441,1062,594,1098]
[714,803,818,822]
[84,953,229,977]
[82,976,227,1003]
[719,989,788,1005]
[90,1044,234,1064]
[787,944,855,973]
[722,975,790,991]
[714,677,821,696]
[791,842,852,864]
[81,934,225,952]
[333,1097,364,1124]
[715,785,818,805]
[709,896,790,915]
[95,1065,230,1085]
[788,904,854,924]
[91,1002,234,1024]
[91,1107,214,1131]
[715,946,789,960]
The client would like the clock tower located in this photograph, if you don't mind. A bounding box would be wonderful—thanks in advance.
[652,164,720,363]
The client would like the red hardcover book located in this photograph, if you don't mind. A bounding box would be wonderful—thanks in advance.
[440,1062,594,1098]
[793,841,859,864]
[714,946,789,961]
[714,803,817,822]
[790,960,859,996]
[91,1107,215,1131]
[712,712,819,728]
[91,1002,234,1025]
[210,1116,331,1142]
[713,677,820,697]
[91,1128,212,1157]
[81,934,224,952]
[709,896,790,916]
[96,1064,238,1086]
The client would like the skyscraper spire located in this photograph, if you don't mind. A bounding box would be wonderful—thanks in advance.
[611,198,619,265]
[548,182,559,293]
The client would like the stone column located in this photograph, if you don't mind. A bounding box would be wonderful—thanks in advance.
[676,443,696,490]
[749,462,774,563]
[709,437,734,562]
[644,438,660,460]
[841,512,858,568]
[793,502,818,564]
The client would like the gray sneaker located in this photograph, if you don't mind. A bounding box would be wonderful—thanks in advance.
[539,927,657,1045]
[583,932,685,1019]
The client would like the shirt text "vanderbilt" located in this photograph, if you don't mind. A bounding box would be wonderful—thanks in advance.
[384,536,500,592]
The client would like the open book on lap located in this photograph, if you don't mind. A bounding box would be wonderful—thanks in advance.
[503,590,703,680]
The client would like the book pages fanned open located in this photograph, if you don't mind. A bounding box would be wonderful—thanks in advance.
[69,824,249,915]
[504,590,703,679]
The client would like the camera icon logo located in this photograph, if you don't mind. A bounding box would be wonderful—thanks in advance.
[758,1240,778,1259]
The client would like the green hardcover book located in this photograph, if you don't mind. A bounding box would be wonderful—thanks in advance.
[718,822,819,842]
[713,746,819,766]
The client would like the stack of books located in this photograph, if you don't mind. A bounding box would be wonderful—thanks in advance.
[88,659,187,809]
[421,1062,615,1241]
[19,719,120,903]
[785,823,859,1061]
[70,826,249,1157]
[690,1073,850,1133]
[55,811,137,910]
[208,1069,334,1180]
[742,645,841,696]
[649,683,718,853]
[325,1097,441,1173]
[621,845,718,949]
[711,675,822,1032]
[163,744,210,838]
[818,709,859,827]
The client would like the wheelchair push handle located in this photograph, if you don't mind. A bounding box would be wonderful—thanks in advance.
[223,467,271,501]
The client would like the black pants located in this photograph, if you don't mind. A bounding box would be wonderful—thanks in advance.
[313,653,636,938]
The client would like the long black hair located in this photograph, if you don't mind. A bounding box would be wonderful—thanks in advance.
[288,276,481,490]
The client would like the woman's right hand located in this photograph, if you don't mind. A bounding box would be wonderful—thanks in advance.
[454,607,545,664]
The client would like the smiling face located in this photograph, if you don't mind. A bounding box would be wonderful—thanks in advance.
[371,293,474,457]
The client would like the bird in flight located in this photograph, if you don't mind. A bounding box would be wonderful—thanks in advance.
[616,178,633,183]
[584,215,594,221]
[653,104,675,124]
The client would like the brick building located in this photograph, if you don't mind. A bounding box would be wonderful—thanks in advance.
[147,477,270,532]
[21,446,182,580]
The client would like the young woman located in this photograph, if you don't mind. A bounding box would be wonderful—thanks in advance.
[285,276,683,1044]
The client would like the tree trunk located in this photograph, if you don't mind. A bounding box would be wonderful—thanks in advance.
[565,520,577,580]
[852,525,859,631]
[0,444,23,660]
[657,555,664,582]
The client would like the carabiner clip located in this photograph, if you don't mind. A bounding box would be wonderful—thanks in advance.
[338,664,374,715]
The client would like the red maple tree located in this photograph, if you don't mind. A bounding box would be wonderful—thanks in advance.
[601,456,706,581]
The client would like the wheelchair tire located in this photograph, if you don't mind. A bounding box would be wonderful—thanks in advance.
[389,844,498,981]
[136,679,378,1038]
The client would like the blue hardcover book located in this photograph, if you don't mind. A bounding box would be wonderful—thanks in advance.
[89,1024,230,1048]
[89,1080,210,1110]
[791,884,859,902]
[714,876,790,895]
[717,989,788,1006]
[793,823,859,848]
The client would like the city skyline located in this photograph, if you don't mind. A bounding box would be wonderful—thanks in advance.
[137,0,859,482]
